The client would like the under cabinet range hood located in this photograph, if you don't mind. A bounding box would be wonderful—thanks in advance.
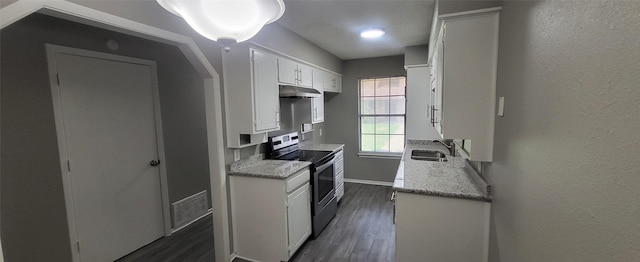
[279,85,321,98]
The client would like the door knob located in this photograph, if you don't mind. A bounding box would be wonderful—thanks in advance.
[150,160,161,167]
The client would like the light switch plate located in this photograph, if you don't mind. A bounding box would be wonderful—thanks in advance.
[498,97,505,117]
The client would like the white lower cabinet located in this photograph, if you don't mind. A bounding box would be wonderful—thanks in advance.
[395,192,491,262]
[231,168,311,262]
[333,148,345,201]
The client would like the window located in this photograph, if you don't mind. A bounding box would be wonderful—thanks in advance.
[359,76,406,155]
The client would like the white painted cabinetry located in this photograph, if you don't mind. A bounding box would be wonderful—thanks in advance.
[311,69,325,123]
[395,192,491,262]
[278,57,313,88]
[223,44,280,148]
[323,73,342,93]
[334,148,345,201]
[231,168,312,262]
[406,66,441,140]
[429,8,501,161]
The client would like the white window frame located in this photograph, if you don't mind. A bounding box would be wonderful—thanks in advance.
[357,76,407,159]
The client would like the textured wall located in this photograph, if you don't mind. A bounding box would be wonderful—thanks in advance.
[487,1,640,261]
[325,55,406,183]
[1,14,210,261]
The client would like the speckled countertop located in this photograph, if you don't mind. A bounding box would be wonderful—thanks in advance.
[393,140,492,202]
[299,142,344,153]
[229,154,311,179]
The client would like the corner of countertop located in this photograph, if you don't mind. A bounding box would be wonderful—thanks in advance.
[229,154,264,172]
[463,160,492,200]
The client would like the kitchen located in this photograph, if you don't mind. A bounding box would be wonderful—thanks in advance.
[1,0,640,262]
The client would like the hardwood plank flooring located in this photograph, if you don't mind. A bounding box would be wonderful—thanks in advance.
[289,183,395,262]
[119,182,394,262]
[116,215,215,262]
[237,182,395,262]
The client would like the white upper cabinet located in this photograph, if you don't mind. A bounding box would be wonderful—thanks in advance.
[429,8,501,161]
[277,58,298,86]
[278,57,313,88]
[297,63,314,88]
[223,44,280,148]
[253,50,281,132]
[323,73,342,93]
[406,66,441,140]
[311,69,325,123]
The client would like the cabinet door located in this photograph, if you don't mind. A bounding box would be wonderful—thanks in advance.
[287,184,311,257]
[433,38,444,137]
[278,58,298,86]
[297,64,314,88]
[253,50,280,132]
[323,74,335,92]
[311,70,325,123]
[324,74,342,93]
[312,93,325,123]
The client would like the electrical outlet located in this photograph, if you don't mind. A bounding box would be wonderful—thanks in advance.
[498,97,505,117]
[233,149,240,161]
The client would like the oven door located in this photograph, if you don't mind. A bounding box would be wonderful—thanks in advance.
[313,155,335,214]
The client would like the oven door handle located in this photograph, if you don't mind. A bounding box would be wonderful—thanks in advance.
[315,156,335,173]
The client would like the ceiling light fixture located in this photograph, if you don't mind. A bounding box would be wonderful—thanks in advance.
[360,28,385,39]
[156,0,285,51]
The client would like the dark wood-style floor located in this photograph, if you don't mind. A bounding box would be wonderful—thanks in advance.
[118,183,394,262]
[116,215,215,261]
[288,183,395,262]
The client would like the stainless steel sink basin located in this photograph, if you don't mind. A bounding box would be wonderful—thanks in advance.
[410,150,448,162]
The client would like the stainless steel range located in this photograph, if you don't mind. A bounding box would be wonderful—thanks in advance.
[267,132,337,238]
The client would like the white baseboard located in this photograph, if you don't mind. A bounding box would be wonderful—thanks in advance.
[171,209,213,234]
[343,178,393,187]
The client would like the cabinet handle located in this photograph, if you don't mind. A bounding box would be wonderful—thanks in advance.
[431,105,439,124]
[314,108,317,118]
[276,111,280,123]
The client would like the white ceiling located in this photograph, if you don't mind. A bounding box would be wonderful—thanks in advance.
[276,0,435,60]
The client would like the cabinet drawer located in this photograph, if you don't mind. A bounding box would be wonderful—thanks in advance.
[336,183,344,201]
[334,158,344,174]
[286,168,310,193]
[334,171,344,188]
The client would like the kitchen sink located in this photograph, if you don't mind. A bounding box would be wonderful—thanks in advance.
[410,150,448,162]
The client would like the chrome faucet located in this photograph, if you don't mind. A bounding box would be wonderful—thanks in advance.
[432,139,456,156]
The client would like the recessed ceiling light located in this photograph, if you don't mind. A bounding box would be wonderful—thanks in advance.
[360,28,385,39]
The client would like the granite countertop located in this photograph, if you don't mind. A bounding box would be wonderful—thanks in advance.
[299,142,344,153]
[393,140,491,202]
[229,154,311,179]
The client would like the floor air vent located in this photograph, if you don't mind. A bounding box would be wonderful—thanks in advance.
[172,190,209,229]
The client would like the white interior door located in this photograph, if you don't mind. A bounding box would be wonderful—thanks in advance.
[53,49,165,262]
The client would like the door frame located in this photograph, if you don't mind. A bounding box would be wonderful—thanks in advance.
[45,44,172,256]
[1,1,231,262]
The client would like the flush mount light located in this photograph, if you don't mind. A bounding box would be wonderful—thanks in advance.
[156,0,285,50]
[360,28,385,39]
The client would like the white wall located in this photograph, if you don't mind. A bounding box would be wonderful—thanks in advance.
[487,1,640,261]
